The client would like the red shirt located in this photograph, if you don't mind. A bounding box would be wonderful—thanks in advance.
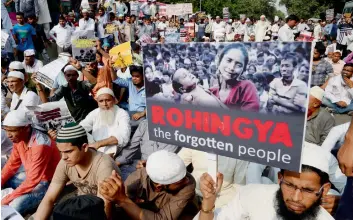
[211,80,260,112]
[1,130,61,204]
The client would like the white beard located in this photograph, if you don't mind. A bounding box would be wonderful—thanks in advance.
[99,106,116,126]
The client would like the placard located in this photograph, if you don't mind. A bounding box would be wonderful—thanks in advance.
[143,42,312,172]
[36,58,69,89]
[223,7,230,20]
[326,9,334,21]
[71,30,97,63]
[166,3,193,16]
[109,42,133,68]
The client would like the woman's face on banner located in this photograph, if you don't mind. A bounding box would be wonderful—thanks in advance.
[248,65,256,75]
[145,67,154,81]
[219,48,245,80]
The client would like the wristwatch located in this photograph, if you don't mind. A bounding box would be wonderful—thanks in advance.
[201,205,215,214]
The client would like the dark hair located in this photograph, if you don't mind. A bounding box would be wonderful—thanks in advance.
[286,14,299,23]
[1,57,9,68]
[16,12,24,17]
[98,7,105,12]
[59,15,66,21]
[252,73,267,86]
[315,42,326,56]
[257,52,265,59]
[281,165,329,185]
[219,43,249,72]
[281,52,298,67]
[344,63,353,68]
[155,59,164,66]
[109,12,115,19]
[27,14,36,20]
[131,15,136,18]
[172,79,184,94]
[130,65,143,76]
[71,136,88,150]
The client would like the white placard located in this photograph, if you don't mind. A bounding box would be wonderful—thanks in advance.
[36,58,68,89]
[166,3,193,16]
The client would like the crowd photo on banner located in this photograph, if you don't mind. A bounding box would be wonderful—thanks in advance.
[1,0,353,220]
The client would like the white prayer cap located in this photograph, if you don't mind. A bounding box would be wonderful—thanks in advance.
[9,61,24,70]
[3,110,31,127]
[118,14,124,17]
[274,16,279,22]
[24,49,35,56]
[246,18,251,22]
[310,86,324,102]
[260,15,266,18]
[7,71,24,80]
[228,19,233,23]
[96,87,115,98]
[216,16,220,19]
[334,50,342,55]
[184,58,191,65]
[82,9,88,13]
[58,52,72,58]
[64,65,78,73]
[146,150,186,185]
[250,32,255,36]
[301,142,330,174]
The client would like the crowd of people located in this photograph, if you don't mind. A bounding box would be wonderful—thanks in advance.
[1,0,353,220]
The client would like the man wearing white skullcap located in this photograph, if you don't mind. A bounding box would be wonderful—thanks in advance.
[305,86,335,145]
[99,150,197,219]
[34,64,97,123]
[197,144,335,220]
[79,87,132,180]
[22,49,43,76]
[328,50,346,76]
[1,110,61,214]
[254,15,271,42]
[78,8,95,31]
[7,71,41,111]
[9,61,24,71]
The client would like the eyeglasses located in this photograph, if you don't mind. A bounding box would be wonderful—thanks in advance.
[280,178,324,198]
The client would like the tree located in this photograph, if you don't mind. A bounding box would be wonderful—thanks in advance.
[280,0,334,19]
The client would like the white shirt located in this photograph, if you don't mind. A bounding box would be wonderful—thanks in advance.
[157,22,167,31]
[178,148,249,208]
[278,24,294,42]
[324,75,353,104]
[193,184,334,220]
[49,24,74,48]
[297,22,310,32]
[212,21,226,34]
[10,87,41,111]
[80,105,131,155]
[322,122,350,151]
[329,60,345,76]
[314,24,323,41]
[78,18,95,31]
[23,59,43,74]
[116,67,131,79]
[96,13,109,38]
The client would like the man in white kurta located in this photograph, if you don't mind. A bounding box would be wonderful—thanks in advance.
[195,144,335,220]
[254,15,270,42]
[80,88,131,156]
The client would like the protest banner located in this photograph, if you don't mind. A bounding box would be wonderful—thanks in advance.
[105,23,118,34]
[109,42,133,68]
[179,28,189,42]
[185,22,196,39]
[166,3,193,16]
[160,27,180,43]
[71,30,96,63]
[35,57,69,89]
[326,9,334,21]
[136,34,154,46]
[223,7,230,20]
[27,101,75,132]
[297,31,314,42]
[142,42,312,172]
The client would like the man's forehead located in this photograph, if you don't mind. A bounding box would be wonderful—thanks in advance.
[284,170,321,186]
[3,125,24,131]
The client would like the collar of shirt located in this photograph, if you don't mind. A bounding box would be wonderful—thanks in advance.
[13,86,28,100]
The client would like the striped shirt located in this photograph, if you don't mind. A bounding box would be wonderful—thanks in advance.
[337,22,353,45]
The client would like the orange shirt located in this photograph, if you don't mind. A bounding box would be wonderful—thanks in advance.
[1,129,61,204]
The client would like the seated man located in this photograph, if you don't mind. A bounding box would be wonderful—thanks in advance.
[22,49,43,91]
[34,65,97,123]
[99,150,198,219]
[7,71,41,111]
[113,65,146,132]
[328,50,346,76]
[35,122,121,220]
[305,86,335,145]
[1,110,61,214]
[196,144,334,220]
[268,53,307,114]
[322,63,353,115]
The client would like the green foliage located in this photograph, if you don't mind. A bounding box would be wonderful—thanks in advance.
[279,0,334,19]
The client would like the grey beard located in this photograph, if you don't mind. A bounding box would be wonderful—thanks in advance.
[99,106,116,126]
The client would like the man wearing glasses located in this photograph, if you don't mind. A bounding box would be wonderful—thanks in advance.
[196,143,334,220]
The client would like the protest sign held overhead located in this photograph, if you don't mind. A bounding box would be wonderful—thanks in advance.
[143,42,312,172]
[71,30,97,63]
[109,42,133,68]
[35,57,69,89]
[326,9,334,21]
[166,3,193,16]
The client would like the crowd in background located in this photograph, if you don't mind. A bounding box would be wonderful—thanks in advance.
[1,0,353,219]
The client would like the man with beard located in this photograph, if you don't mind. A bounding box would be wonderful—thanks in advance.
[268,52,307,114]
[196,144,334,220]
[99,150,198,219]
[34,65,97,123]
[34,122,121,220]
[255,15,271,42]
[78,9,95,31]
[79,88,130,164]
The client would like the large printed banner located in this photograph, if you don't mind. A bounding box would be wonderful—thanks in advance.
[160,28,180,43]
[166,3,193,16]
[71,30,96,63]
[143,42,312,172]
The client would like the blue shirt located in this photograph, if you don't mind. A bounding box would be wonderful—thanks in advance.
[113,78,146,112]
[12,23,36,51]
